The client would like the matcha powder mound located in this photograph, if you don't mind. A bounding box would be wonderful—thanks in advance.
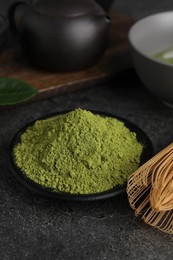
[14,109,143,194]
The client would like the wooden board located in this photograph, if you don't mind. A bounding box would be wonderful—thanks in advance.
[0,12,134,100]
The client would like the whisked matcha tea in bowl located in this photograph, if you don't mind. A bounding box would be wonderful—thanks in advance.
[9,109,153,201]
[129,11,173,107]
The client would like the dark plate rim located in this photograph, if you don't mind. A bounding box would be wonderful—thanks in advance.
[8,110,154,201]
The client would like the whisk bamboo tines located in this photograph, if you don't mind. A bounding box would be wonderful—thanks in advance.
[127,143,173,234]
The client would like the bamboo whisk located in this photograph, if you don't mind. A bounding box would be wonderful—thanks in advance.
[127,143,173,234]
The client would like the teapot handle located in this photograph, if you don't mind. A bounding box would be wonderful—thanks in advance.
[8,0,30,33]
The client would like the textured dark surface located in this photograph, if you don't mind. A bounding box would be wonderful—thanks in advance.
[1,1,173,260]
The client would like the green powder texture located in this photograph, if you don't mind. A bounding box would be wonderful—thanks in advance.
[14,109,143,194]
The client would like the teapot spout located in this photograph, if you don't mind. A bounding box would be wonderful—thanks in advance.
[105,15,111,24]
[8,0,29,32]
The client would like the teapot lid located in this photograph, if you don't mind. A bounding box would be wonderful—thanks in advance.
[33,0,105,17]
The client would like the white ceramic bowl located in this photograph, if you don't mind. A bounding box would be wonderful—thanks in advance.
[128,11,173,107]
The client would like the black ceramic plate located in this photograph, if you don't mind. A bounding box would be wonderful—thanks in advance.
[9,110,154,201]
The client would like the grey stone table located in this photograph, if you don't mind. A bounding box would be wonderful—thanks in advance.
[0,1,173,260]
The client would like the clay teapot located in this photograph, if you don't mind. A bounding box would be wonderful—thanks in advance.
[9,0,110,71]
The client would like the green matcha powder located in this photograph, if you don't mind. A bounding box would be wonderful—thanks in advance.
[14,109,143,194]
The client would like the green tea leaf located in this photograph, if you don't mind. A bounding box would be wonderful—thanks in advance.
[0,77,38,105]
